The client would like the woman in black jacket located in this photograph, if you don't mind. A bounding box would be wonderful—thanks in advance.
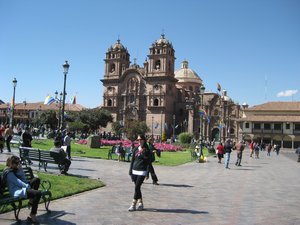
[128,134,151,211]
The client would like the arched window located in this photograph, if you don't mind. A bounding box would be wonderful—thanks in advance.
[129,94,135,103]
[154,98,159,106]
[110,63,115,73]
[107,99,112,107]
[155,60,160,70]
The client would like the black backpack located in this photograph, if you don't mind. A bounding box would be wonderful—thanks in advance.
[0,172,6,196]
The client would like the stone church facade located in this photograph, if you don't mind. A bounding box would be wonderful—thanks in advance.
[100,35,241,142]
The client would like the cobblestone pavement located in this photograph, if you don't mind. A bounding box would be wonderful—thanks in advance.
[0,147,299,225]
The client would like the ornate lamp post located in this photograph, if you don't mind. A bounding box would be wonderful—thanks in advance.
[160,110,163,142]
[173,114,176,142]
[199,84,205,161]
[185,95,195,135]
[10,78,17,127]
[61,60,70,129]
[55,90,63,128]
[151,116,154,137]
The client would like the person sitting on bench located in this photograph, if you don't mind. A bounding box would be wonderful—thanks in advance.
[50,139,71,175]
[2,156,41,223]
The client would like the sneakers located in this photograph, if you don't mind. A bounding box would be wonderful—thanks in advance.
[137,202,144,211]
[137,199,144,211]
[128,204,136,211]
[128,199,144,211]
[128,200,137,212]
[152,181,159,185]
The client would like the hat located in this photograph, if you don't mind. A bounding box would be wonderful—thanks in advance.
[195,145,199,149]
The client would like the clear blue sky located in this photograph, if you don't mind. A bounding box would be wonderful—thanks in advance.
[1,0,299,108]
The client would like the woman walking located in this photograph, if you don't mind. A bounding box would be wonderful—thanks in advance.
[224,139,233,169]
[128,134,151,211]
[216,142,224,163]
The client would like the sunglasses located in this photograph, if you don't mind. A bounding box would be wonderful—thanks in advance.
[13,161,21,165]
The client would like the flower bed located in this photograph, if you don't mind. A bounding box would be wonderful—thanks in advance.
[76,139,183,152]
[77,139,88,145]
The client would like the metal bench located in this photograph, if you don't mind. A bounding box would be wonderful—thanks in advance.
[19,147,63,172]
[0,167,52,221]
[10,135,22,147]
[108,146,132,162]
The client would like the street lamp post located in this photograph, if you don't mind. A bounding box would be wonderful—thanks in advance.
[199,84,205,161]
[10,78,17,127]
[173,114,176,142]
[151,116,154,138]
[61,60,70,129]
[185,95,195,134]
[55,91,63,129]
[160,110,163,142]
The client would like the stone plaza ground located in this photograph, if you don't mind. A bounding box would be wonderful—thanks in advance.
[0,147,299,225]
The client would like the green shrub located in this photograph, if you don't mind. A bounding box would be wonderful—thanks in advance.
[178,132,193,144]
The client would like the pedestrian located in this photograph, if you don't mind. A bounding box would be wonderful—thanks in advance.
[63,131,72,160]
[275,144,281,155]
[249,140,254,157]
[254,142,260,158]
[147,137,159,185]
[128,134,151,211]
[235,140,245,166]
[224,139,233,169]
[21,127,33,165]
[0,132,4,153]
[2,155,42,223]
[50,139,71,174]
[267,143,272,156]
[115,142,125,162]
[216,142,224,163]
[295,147,300,162]
[4,125,13,152]
[126,142,135,162]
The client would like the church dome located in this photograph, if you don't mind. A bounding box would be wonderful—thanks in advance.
[112,39,125,51]
[174,61,202,84]
[155,34,170,46]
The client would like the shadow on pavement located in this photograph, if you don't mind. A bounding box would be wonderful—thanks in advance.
[145,208,209,214]
[158,183,194,188]
[5,210,76,225]
[234,168,255,171]
[38,210,76,225]
[70,168,97,172]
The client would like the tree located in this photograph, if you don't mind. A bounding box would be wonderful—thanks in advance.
[68,108,113,132]
[112,121,123,139]
[123,120,150,141]
[39,111,58,129]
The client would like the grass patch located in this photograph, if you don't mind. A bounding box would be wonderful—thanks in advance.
[32,139,110,159]
[0,164,105,213]
[31,139,215,166]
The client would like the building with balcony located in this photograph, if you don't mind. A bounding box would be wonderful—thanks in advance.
[240,101,300,149]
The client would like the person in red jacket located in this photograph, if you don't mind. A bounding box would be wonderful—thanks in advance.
[216,142,224,163]
[249,141,254,157]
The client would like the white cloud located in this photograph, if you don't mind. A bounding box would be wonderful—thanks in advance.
[277,90,298,97]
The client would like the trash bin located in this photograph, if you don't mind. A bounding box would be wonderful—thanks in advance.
[87,135,101,148]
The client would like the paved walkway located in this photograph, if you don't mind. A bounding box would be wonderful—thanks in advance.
[0,147,299,225]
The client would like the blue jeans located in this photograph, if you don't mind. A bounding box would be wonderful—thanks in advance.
[225,152,231,168]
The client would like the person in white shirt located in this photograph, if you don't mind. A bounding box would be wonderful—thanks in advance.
[63,131,72,160]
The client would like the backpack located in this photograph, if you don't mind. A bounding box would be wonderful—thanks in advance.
[0,171,7,196]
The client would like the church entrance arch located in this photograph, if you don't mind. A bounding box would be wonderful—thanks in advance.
[211,128,220,141]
